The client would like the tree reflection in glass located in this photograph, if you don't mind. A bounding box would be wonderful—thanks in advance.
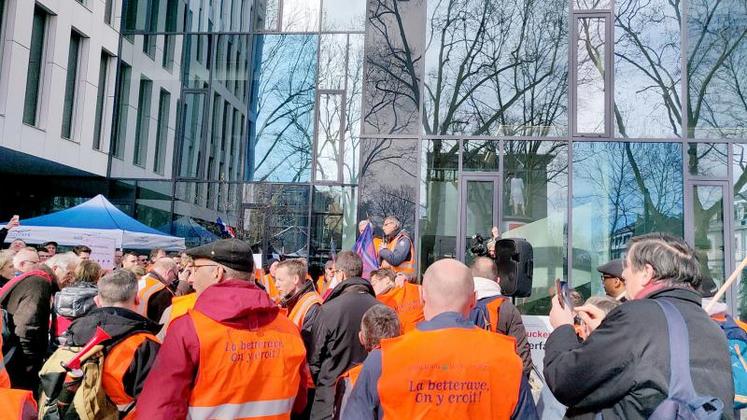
[423,0,568,136]
[614,0,681,138]
[249,35,317,182]
[688,0,747,139]
[572,142,683,296]
[358,138,418,233]
[363,0,424,135]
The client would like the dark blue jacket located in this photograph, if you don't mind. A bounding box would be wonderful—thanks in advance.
[342,312,539,419]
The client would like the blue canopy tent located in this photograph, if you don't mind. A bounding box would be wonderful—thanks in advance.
[159,216,218,247]
[3,194,185,250]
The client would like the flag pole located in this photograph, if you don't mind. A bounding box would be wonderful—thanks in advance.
[705,254,747,313]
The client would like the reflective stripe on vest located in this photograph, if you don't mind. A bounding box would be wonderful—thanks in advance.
[136,275,166,317]
[188,398,295,419]
[102,332,159,413]
[0,388,36,419]
[485,297,506,333]
[187,309,306,420]
[167,293,198,329]
[288,292,322,329]
[378,327,522,419]
[381,232,416,275]
[377,283,424,333]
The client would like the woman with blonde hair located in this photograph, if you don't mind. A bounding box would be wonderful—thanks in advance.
[0,250,14,286]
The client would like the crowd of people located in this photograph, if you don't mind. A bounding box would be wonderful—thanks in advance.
[0,213,743,419]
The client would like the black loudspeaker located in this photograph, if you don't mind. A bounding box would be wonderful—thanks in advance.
[494,238,533,297]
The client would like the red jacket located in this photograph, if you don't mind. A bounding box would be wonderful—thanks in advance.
[135,280,309,417]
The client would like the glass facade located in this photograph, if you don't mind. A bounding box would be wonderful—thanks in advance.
[108,0,747,314]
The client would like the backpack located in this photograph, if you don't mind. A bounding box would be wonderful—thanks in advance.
[469,296,506,333]
[648,299,724,420]
[54,283,98,319]
[716,315,747,409]
[38,344,118,420]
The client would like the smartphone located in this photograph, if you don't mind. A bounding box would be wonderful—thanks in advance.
[555,278,574,310]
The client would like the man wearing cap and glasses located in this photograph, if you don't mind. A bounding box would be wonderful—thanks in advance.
[137,238,309,418]
[597,259,628,302]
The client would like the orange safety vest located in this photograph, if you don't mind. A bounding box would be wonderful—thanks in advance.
[340,364,363,390]
[102,332,160,419]
[136,274,168,317]
[335,363,364,416]
[0,388,36,419]
[378,328,522,419]
[316,276,329,296]
[288,292,322,330]
[377,283,425,333]
[187,309,306,419]
[164,293,198,331]
[380,232,416,275]
[260,274,281,302]
[485,297,506,333]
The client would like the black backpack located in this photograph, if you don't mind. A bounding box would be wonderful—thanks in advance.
[648,299,724,419]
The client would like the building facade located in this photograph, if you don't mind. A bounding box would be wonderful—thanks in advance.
[0,0,746,316]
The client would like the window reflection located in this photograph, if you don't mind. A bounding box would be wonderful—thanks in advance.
[363,0,424,135]
[319,34,347,90]
[282,0,320,32]
[242,183,311,257]
[688,0,747,139]
[574,0,611,9]
[423,0,568,136]
[463,141,499,171]
[344,35,365,183]
[687,143,728,178]
[732,144,747,318]
[311,186,358,262]
[358,138,418,233]
[322,0,366,31]
[419,140,459,274]
[504,141,568,315]
[572,142,683,298]
[316,93,343,181]
[575,17,606,135]
[614,0,681,138]
[249,35,317,182]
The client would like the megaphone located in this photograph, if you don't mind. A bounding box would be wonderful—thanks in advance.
[63,327,112,371]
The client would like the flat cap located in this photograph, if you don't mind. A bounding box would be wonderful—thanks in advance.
[186,238,254,272]
[597,259,624,279]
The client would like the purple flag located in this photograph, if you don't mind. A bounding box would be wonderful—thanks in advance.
[353,222,379,280]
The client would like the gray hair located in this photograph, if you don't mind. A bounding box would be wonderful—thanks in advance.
[360,304,401,350]
[45,252,80,272]
[98,270,138,304]
[336,251,363,278]
[584,296,621,315]
[626,233,701,289]
[384,216,401,230]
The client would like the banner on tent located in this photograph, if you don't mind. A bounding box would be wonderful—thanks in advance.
[80,233,117,270]
[4,226,122,248]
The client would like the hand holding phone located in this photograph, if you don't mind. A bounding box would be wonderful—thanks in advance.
[5,215,19,230]
[554,278,574,311]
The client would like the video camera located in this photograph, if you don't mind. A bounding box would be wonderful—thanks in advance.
[470,234,534,298]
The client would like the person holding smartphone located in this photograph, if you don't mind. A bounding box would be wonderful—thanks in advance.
[0,215,20,250]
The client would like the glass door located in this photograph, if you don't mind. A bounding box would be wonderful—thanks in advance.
[685,181,731,297]
[458,175,500,264]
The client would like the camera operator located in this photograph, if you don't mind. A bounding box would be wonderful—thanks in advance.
[470,226,501,259]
